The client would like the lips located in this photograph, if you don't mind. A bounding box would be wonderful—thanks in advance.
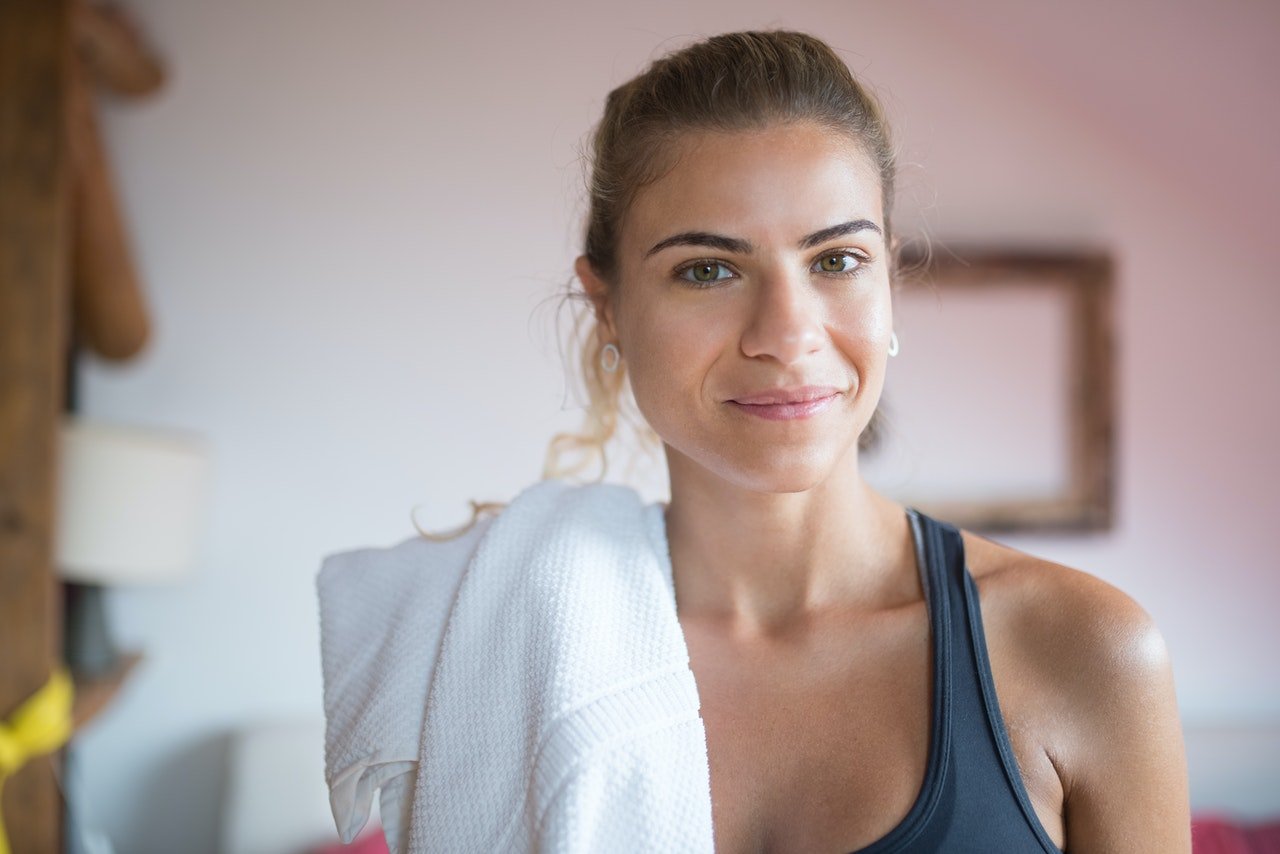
[729,385,842,405]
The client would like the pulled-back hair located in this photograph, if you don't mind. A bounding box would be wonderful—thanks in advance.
[418,29,902,542]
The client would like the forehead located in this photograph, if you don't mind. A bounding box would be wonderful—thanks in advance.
[622,122,884,255]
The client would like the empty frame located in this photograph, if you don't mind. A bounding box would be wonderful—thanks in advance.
[862,248,1115,533]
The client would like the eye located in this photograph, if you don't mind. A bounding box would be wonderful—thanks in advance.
[675,260,735,288]
[812,251,869,276]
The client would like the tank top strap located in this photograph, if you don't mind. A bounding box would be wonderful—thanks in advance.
[851,509,1059,853]
[906,506,954,817]
[908,507,1062,853]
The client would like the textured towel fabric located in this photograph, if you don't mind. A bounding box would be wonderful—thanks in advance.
[317,477,715,853]
[317,507,488,853]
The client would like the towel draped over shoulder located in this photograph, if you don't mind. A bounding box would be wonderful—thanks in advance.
[317,478,715,853]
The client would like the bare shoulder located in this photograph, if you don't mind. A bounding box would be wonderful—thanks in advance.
[959,529,1191,852]
[959,530,1166,676]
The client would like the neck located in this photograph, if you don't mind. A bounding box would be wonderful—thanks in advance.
[662,449,915,637]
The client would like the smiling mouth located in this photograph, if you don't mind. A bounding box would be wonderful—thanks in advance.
[729,385,843,405]
[727,390,840,421]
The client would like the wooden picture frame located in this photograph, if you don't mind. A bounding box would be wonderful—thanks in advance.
[862,246,1116,533]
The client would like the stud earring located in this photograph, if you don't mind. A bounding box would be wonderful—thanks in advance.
[600,342,621,373]
[888,331,900,358]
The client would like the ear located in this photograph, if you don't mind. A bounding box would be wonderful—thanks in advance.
[574,254,617,340]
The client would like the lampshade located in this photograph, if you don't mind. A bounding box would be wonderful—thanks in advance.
[56,416,211,585]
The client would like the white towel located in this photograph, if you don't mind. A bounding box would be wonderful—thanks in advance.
[317,477,715,853]
[317,505,487,852]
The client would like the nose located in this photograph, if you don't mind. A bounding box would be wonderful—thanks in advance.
[738,267,825,365]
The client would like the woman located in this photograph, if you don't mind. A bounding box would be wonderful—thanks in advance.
[321,29,1191,854]
[566,29,1190,851]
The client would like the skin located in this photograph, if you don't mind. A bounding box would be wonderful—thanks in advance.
[573,120,1190,853]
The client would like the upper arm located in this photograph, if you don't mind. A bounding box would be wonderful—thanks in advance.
[1051,576,1191,853]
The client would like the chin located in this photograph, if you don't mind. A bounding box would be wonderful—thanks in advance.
[702,441,844,495]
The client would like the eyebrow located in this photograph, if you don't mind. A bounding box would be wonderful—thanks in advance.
[643,219,883,259]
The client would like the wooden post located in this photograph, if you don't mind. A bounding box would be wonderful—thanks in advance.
[0,0,74,850]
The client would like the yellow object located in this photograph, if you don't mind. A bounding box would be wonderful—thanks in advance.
[0,666,75,854]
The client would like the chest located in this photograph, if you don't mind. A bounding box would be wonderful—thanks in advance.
[682,599,1065,854]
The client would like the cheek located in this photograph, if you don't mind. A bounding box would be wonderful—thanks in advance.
[621,300,721,411]
[828,289,892,352]
[833,288,895,416]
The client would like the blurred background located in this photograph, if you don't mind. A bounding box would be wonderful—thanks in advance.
[2,0,1277,852]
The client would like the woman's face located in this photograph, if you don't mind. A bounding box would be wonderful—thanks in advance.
[578,121,893,493]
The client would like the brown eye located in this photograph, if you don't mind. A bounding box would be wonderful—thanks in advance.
[677,261,733,287]
[813,252,863,275]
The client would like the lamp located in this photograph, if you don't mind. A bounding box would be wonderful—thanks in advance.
[55,416,210,678]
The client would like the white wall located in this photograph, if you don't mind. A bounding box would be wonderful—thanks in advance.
[73,1,1280,850]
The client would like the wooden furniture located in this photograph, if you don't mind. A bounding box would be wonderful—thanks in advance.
[0,1,162,848]
[70,652,144,734]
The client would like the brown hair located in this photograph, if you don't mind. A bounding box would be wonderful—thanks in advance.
[417,29,904,542]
